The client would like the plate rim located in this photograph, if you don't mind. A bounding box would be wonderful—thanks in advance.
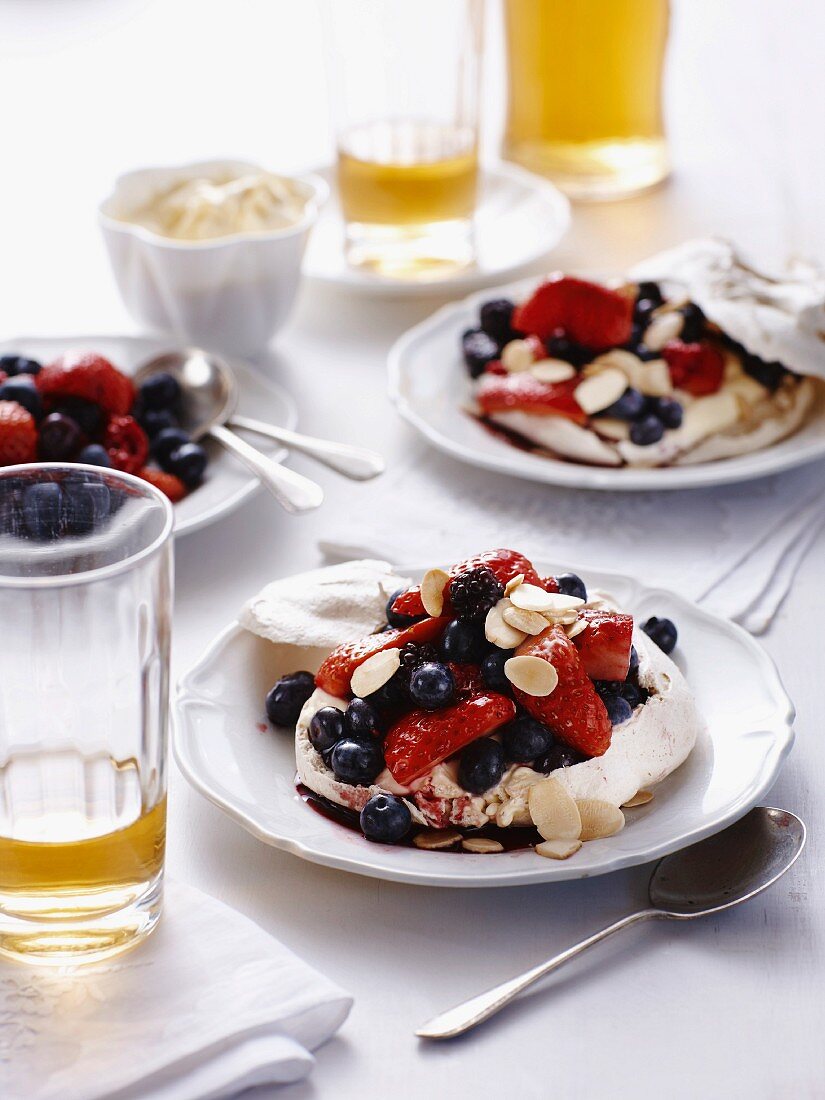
[0,333,299,536]
[386,279,825,491]
[173,559,796,887]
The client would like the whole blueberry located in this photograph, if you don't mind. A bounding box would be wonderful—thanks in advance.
[546,333,591,367]
[633,297,659,324]
[308,706,346,754]
[630,414,665,447]
[360,793,412,844]
[330,737,385,786]
[502,716,554,763]
[642,616,678,655]
[38,413,82,460]
[604,387,646,421]
[344,698,383,739]
[78,443,112,468]
[409,661,455,710]
[266,671,316,726]
[166,442,208,487]
[0,354,41,376]
[458,737,506,794]
[141,408,179,438]
[553,572,587,601]
[479,298,517,344]
[602,693,633,726]
[462,329,499,379]
[385,587,423,628]
[441,619,487,664]
[649,396,683,429]
[535,744,582,773]
[679,302,706,343]
[52,398,103,437]
[140,372,181,410]
[152,427,191,467]
[481,649,513,694]
[63,480,111,536]
[0,376,42,420]
[22,482,64,540]
[620,680,645,708]
[636,281,664,307]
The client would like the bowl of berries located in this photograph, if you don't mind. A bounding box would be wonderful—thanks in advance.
[0,335,297,535]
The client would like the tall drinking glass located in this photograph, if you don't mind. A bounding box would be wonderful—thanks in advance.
[322,0,484,278]
[0,464,173,964]
[503,0,670,200]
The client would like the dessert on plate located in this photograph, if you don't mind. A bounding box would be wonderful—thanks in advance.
[242,551,704,860]
[461,239,822,468]
[0,350,208,501]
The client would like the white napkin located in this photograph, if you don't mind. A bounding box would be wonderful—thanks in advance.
[0,881,352,1100]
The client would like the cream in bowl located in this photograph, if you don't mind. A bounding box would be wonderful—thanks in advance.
[99,160,328,356]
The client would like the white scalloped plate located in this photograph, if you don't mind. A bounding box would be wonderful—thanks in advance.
[387,278,825,490]
[0,335,297,536]
[173,560,795,887]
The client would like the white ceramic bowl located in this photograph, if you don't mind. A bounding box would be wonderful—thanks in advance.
[99,159,328,357]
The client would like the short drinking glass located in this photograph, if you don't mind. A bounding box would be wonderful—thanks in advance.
[322,0,485,278]
[0,464,173,964]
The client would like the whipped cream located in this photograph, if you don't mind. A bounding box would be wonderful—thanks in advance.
[124,170,311,240]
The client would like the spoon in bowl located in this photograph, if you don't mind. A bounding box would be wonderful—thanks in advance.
[416,806,806,1040]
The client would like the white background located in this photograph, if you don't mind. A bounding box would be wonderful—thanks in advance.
[1,2,823,1097]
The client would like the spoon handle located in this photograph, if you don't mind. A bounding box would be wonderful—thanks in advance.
[416,908,662,1041]
[229,414,385,481]
[209,424,324,514]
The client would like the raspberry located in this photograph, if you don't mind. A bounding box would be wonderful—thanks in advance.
[448,566,504,622]
[138,466,187,503]
[0,401,37,464]
[104,415,149,475]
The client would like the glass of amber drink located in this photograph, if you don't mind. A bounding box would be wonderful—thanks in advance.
[322,0,484,278]
[503,0,670,200]
[0,464,173,964]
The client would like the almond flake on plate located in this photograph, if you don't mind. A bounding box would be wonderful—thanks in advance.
[462,837,504,854]
[636,358,673,397]
[528,777,582,840]
[350,647,401,697]
[485,598,528,649]
[623,790,654,808]
[530,358,576,384]
[535,592,586,616]
[501,339,536,373]
[504,655,558,697]
[643,310,683,351]
[565,618,588,639]
[504,573,525,597]
[508,583,557,613]
[574,367,628,415]
[420,567,449,617]
[503,605,550,636]
[413,828,462,850]
[535,838,582,860]
[576,800,625,840]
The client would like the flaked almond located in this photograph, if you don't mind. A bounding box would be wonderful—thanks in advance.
[636,358,673,397]
[528,777,582,840]
[503,605,550,636]
[643,310,683,351]
[350,647,401,698]
[530,358,576,384]
[501,338,536,373]
[504,572,525,597]
[508,583,556,613]
[462,837,504,854]
[420,567,449,617]
[565,618,588,639]
[593,417,631,442]
[505,654,558,697]
[413,828,461,850]
[536,838,582,860]
[680,391,740,446]
[576,799,625,840]
[534,593,586,617]
[651,290,690,314]
[574,367,628,415]
[623,790,654,808]
[485,598,528,649]
[586,349,644,380]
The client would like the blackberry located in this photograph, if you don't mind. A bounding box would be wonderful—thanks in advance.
[449,566,504,622]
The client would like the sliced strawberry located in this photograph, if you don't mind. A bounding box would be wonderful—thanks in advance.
[0,401,37,464]
[572,610,633,681]
[513,626,612,757]
[391,549,544,621]
[36,352,135,416]
[315,616,448,698]
[476,374,586,423]
[485,359,507,376]
[512,276,633,350]
[663,340,724,396]
[385,693,516,786]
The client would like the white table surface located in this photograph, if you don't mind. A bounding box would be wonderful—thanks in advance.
[1,2,823,1097]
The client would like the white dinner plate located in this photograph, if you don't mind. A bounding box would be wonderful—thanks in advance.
[174,560,795,887]
[0,335,297,536]
[388,277,825,490]
[303,163,570,298]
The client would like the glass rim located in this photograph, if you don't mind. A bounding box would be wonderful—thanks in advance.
[0,462,175,590]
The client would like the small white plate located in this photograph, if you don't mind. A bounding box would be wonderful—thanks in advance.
[303,163,570,298]
[174,560,795,888]
[0,335,297,537]
[388,278,825,491]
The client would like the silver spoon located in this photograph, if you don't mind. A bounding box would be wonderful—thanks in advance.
[416,806,805,1041]
[135,349,323,514]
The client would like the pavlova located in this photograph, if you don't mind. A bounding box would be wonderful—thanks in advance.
[462,239,822,468]
[242,550,704,860]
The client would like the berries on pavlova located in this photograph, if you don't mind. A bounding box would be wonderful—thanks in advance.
[243,551,703,860]
[463,241,820,468]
